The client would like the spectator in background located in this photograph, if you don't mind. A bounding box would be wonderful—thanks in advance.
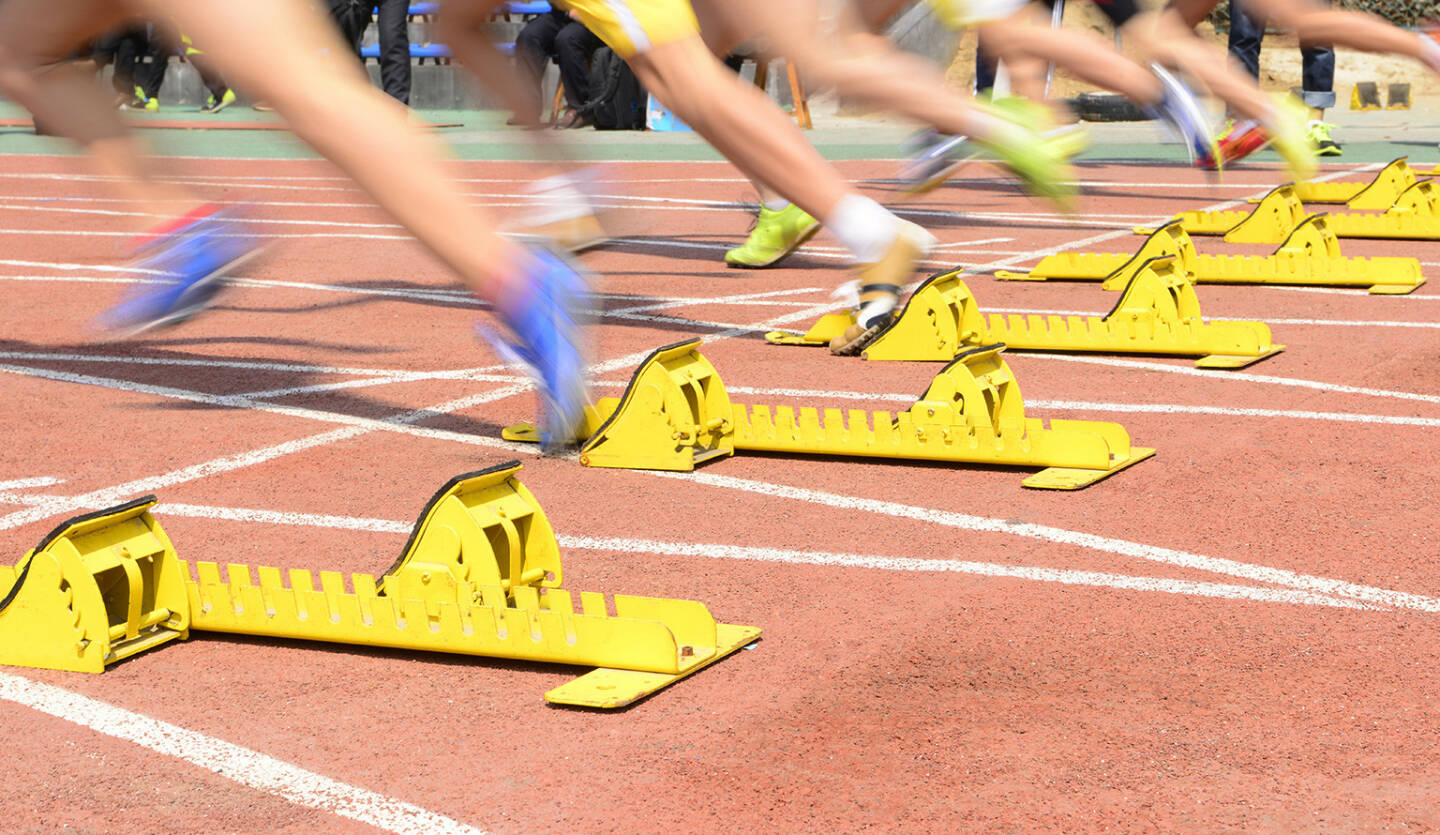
[513,8,604,128]
[1226,0,1340,155]
[180,35,237,113]
[330,0,412,104]
[93,25,168,110]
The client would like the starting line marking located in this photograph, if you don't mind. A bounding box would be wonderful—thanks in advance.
[0,672,481,835]
[0,490,1379,610]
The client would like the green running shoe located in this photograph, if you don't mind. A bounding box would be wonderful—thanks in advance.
[1267,95,1318,181]
[1306,120,1342,156]
[725,203,820,268]
[970,99,1079,213]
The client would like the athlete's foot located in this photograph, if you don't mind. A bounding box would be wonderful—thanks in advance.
[1147,65,1218,169]
[828,221,936,356]
[969,100,1080,214]
[513,170,610,253]
[1201,119,1268,169]
[990,96,1090,161]
[899,130,977,194]
[484,246,592,454]
[201,89,237,114]
[98,205,259,336]
[1265,96,1319,181]
[725,203,820,268]
[1306,120,1342,157]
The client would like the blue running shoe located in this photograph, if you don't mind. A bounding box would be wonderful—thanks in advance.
[1147,65,1218,169]
[480,246,591,455]
[100,205,257,336]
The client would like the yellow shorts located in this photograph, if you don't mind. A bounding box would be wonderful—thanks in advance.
[555,0,699,58]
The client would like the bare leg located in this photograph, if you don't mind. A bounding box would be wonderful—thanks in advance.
[700,0,1006,139]
[626,35,849,222]
[979,11,1165,106]
[1178,0,1429,60]
[155,0,531,301]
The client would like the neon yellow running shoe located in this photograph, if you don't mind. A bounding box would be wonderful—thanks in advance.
[1266,95,1318,181]
[725,203,820,268]
[970,99,1080,213]
[1306,120,1342,156]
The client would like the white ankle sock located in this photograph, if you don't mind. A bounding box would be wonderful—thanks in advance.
[825,194,901,263]
[761,197,791,212]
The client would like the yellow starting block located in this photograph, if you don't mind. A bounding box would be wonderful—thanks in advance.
[503,339,1154,489]
[1150,180,1440,243]
[1278,158,1416,209]
[1137,184,1307,243]
[998,218,1425,295]
[0,463,760,708]
[768,265,1282,368]
[0,497,190,673]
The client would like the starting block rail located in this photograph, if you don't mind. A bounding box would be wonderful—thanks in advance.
[0,463,759,708]
[768,266,1283,368]
[503,339,1154,489]
[1151,181,1440,243]
[998,218,1425,295]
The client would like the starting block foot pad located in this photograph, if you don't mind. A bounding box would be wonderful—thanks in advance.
[546,624,760,708]
[505,338,1154,488]
[0,497,189,673]
[1,464,759,707]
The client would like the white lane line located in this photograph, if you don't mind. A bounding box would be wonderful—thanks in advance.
[0,363,529,453]
[0,493,1369,610]
[1027,399,1440,427]
[655,470,1440,613]
[0,294,847,535]
[0,382,532,534]
[1023,353,1440,406]
[0,183,1326,543]
[0,477,64,491]
[0,350,431,379]
[607,286,825,316]
[557,535,1368,610]
[0,673,481,835]
[985,306,1440,330]
[718,383,1440,427]
[0,171,1306,188]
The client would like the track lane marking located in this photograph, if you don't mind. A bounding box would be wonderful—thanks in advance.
[653,470,1440,613]
[0,491,1376,610]
[0,673,482,835]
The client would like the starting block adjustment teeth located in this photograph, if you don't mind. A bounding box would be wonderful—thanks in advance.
[183,461,758,707]
[988,257,1283,369]
[997,219,1424,294]
[1,463,759,707]
[767,266,1282,367]
[0,498,189,673]
[505,338,1153,488]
